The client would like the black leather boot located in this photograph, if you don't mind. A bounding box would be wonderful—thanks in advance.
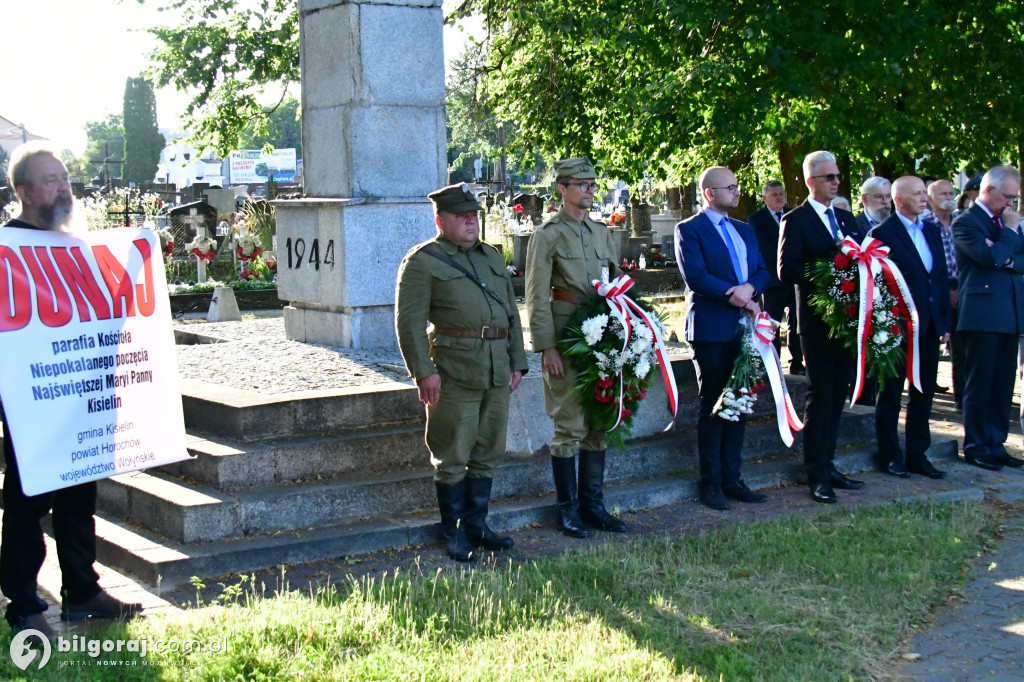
[463,477,514,550]
[577,449,628,532]
[434,480,476,562]
[551,456,589,538]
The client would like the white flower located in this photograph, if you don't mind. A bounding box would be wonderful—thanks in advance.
[873,331,890,345]
[635,357,651,379]
[634,324,653,343]
[582,315,609,346]
[609,318,626,340]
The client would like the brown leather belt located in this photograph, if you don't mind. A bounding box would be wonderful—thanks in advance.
[434,326,509,340]
[551,287,587,306]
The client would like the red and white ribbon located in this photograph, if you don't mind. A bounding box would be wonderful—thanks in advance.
[593,275,679,430]
[749,312,804,447]
[839,236,921,405]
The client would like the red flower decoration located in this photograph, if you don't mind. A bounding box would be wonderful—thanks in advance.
[844,303,858,317]
[890,306,900,316]
[834,253,851,269]
[890,324,901,336]
[512,204,523,213]
[839,279,856,294]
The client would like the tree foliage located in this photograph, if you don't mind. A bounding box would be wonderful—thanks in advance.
[123,76,166,185]
[143,0,298,156]
[238,96,302,156]
[83,114,126,184]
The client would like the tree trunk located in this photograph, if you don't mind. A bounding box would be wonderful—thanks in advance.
[837,153,851,205]
[779,141,807,206]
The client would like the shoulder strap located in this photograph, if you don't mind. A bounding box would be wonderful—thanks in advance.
[420,245,515,326]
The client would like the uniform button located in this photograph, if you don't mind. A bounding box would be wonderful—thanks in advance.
[586,256,590,261]
[481,282,487,288]
[584,242,589,247]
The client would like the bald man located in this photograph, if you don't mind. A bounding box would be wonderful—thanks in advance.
[868,176,951,479]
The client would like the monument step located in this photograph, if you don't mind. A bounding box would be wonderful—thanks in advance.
[89,436,958,587]
[90,408,874,545]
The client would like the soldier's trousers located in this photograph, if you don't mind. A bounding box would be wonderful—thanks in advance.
[425,373,510,484]
[543,362,606,458]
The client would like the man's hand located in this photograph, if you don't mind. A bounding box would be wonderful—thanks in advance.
[1002,208,1022,231]
[542,347,565,378]
[744,298,761,315]
[726,283,756,308]
[417,374,441,405]
[985,238,994,247]
[509,370,523,393]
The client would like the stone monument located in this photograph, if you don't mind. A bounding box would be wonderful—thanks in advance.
[273,0,447,347]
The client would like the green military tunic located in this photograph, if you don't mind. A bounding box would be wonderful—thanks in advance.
[396,235,529,483]
[525,208,622,457]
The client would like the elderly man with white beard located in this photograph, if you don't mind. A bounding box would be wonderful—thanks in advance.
[926,179,961,403]
[855,176,892,233]
[1,144,143,644]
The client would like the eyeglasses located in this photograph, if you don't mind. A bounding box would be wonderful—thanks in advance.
[812,173,843,183]
[709,184,741,193]
[566,181,599,192]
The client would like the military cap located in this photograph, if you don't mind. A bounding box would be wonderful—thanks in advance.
[429,183,482,214]
[963,174,982,192]
[554,157,597,180]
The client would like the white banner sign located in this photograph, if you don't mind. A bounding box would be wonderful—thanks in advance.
[0,227,189,495]
[228,149,297,184]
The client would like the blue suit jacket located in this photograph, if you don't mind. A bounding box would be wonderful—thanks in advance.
[869,214,952,337]
[675,211,770,342]
[952,203,1024,335]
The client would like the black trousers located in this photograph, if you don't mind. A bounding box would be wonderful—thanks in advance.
[875,328,940,466]
[762,286,803,367]
[691,336,745,489]
[961,330,1017,459]
[1,418,100,621]
[800,333,854,485]
[950,304,965,404]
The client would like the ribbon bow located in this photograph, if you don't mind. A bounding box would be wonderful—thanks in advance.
[749,312,804,447]
[593,275,679,430]
[839,236,921,404]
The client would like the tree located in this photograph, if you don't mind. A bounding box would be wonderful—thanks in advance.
[83,114,125,185]
[123,76,166,185]
[144,0,299,155]
[60,151,91,185]
[238,96,302,156]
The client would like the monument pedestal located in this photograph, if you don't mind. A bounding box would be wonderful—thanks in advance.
[276,0,446,348]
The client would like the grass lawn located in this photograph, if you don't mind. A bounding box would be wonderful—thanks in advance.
[1,500,995,681]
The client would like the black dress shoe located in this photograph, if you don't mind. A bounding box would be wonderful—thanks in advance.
[908,458,946,479]
[789,364,806,376]
[964,452,1002,471]
[811,483,837,504]
[992,450,1024,468]
[881,461,910,478]
[935,384,949,393]
[699,486,730,510]
[723,480,767,503]
[829,472,866,490]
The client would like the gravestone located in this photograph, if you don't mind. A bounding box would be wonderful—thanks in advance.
[169,201,217,243]
[273,0,445,348]
[205,187,250,221]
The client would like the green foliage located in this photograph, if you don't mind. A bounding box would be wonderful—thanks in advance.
[60,150,90,185]
[145,0,299,156]
[83,114,125,184]
[122,76,165,186]
[238,96,301,157]
[0,146,8,181]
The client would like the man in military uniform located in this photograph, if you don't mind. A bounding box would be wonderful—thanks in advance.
[395,183,528,561]
[525,157,626,538]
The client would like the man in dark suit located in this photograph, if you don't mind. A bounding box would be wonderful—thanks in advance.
[868,176,952,480]
[953,165,1024,470]
[747,180,804,374]
[676,166,771,510]
[855,176,892,234]
[778,150,868,504]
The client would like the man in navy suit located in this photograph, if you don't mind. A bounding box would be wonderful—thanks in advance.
[675,167,771,510]
[747,180,803,375]
[778,150,868,504]
[953,166,1024,471]
[868,176,952,480]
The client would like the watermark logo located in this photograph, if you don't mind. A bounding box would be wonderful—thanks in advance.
[10,629,52,670]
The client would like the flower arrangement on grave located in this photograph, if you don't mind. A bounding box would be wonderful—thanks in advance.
[620,259,639,271]
[558,276,679,449]
[187,234,217,262]
[809,235,921,402]
[239,254,275,281]
[608,212,627,227]
[234,231,263,262]
[155,228,175,258]
[647,248,672,267]
[512,203,524,214]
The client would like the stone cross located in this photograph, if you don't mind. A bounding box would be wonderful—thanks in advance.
[273,0,446,347]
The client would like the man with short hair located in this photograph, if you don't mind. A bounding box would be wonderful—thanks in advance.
[395,183,529,561]
[778,150,868,503]
[1,144,143,642]
[676,167,771,510]
[855,176,893,233]
[869,176,951,480]
[526,158,627,537]
[953,166,1024,470]
[926,179,961,404]
[747,180,803,374]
